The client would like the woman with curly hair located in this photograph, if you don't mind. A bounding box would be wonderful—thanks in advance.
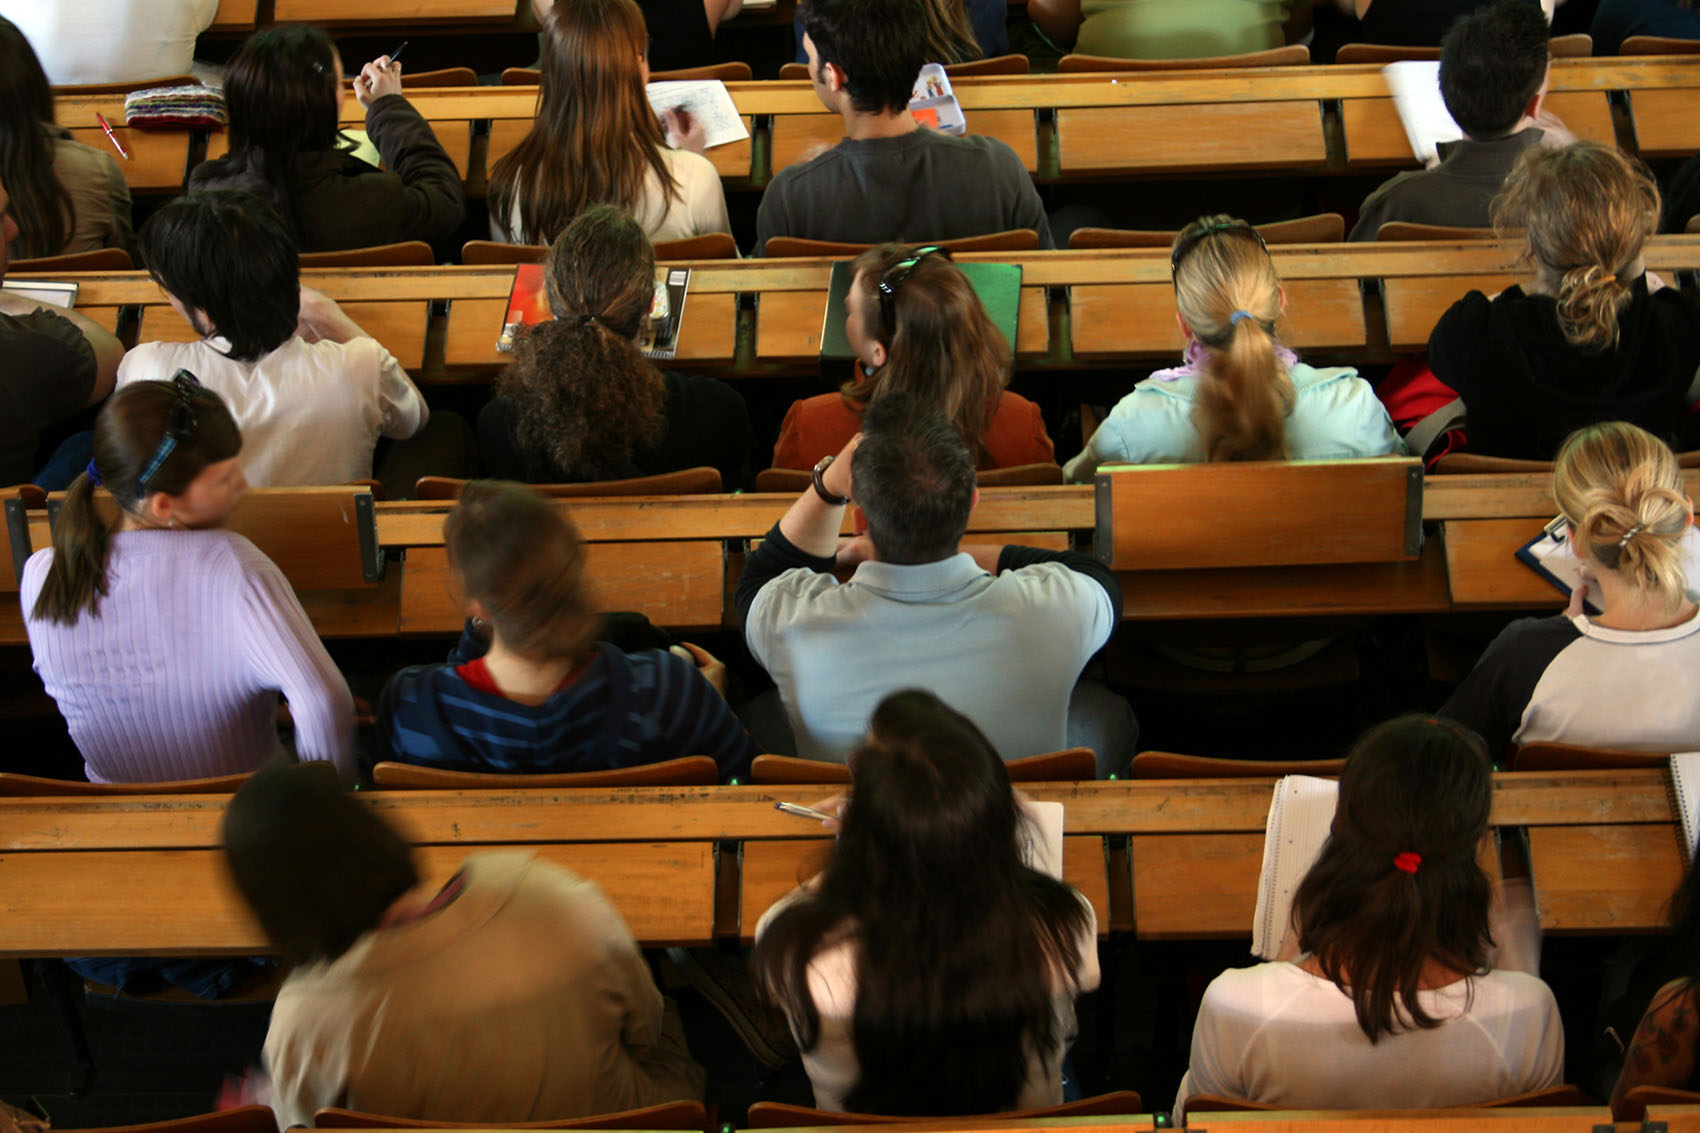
[477,206,752,488]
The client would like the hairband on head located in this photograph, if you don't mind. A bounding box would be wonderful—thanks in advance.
[85,460,103,487]
[1393,852,1421,875]
[578,314,599,326]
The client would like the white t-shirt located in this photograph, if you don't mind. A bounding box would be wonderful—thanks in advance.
[494,146,732,245]
[116,335,427,487]
[0,0,217,85]
[754,887,1101,1113]
[1175,961,1564,1117]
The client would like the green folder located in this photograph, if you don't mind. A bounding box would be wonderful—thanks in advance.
[818,260,1023,362]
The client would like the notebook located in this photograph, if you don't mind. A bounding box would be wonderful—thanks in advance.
[1251,775,1340,961]
[647,80,750,150]
[1516,520,1700,615]
[1382,60,1461,166]
[1,281,77,309]
[1017,796,1065,881]
[818,259,1022,361]
[1669,753,1700,863]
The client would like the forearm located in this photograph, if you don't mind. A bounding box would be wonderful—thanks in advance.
[775,485,846,559]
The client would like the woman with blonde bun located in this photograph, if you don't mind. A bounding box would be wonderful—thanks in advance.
[1428,142,1700,460]
[1442,421,1700,756]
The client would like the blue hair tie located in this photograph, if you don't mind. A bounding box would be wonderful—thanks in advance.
[84,460,102,487]
[1230,310,1256,326]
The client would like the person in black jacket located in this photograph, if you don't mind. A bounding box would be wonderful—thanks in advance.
[478,205,753,489]
[189,26,465,253]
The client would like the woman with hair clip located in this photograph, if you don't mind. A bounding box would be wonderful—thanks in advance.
[771,244,1053,471]
[478,205,751,488]
[1176,714,1563,1115]
[1065,215,1402,480]
[752,689,1099,1115]
[488,0,730,245]
[0,16,132,259]
[1428,141,1700,460]
[20,374,355,784]
[1442,421,1700,756]
[379,480,755,780]
[189,26,465,252]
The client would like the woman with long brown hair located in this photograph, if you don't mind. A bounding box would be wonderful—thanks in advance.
[488,0,730,246]
[771,244,1053,470]
[478,206,751,487]
[1176,715,1563,1114]
[1066,215,1402,479]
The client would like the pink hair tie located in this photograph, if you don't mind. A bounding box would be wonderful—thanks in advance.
[1393,852,1422,875]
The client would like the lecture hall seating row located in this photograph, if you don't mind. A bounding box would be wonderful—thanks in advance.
[49,57,1700,194]
[13,237,1700,380]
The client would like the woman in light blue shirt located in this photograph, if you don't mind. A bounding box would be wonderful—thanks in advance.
[1066,215,1404,481]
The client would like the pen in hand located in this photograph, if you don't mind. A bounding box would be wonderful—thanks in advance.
[95,113,130,161]
[387,41,408,65]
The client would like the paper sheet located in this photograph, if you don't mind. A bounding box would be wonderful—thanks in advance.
[1251,775,1340,961]
[647,79,750,150]
[1017,796,1065,881]
[1382,60,1461,166]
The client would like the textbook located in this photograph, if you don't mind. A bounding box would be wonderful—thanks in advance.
[817,259,1021,362]
[495,263,690,360]
[1382,60,1461,166]
[647,79,749,150]
[1515,520,1700,615]
[1251,775,1339,961]
[0,280,77,309]
[909,63,965,135]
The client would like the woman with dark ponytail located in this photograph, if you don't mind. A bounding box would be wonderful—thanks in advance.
[22,375,355,784]
[478,205,752,488]
[1175,715,1563,1114]
[1066,215,1402,479]
[1428,141,1700,460]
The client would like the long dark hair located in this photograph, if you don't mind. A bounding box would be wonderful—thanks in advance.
[223,762,419,969]
[1293,714,1496,1043]
[31,378,242,626]
[495,205,666,480]
[199,26,346,239]
[487,0,677,246]
[0,16,71,259]
[751,690,1091,1115]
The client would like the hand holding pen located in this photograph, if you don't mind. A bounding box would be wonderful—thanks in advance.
[355,41,407,109]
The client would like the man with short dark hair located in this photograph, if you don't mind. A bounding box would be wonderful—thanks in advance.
[738,393,1132,774]
[754,0,1052,254]
[0,173,124,486]
[116,190,427,486]
[1350,0,1558,240]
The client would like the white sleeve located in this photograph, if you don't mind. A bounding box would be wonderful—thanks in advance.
[686,154,732,237]
[372,344,428,439]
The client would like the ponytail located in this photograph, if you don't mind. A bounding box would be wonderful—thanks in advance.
[31,473,116,626]
[1555,422,1692,608]
[1555,264,1633,352]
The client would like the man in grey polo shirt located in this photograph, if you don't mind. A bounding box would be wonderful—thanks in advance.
[737,393,1133,774]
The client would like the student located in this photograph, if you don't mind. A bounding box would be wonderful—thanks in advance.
[0,172,123,486]
[21,376,356,784]
[754,0,1051,254]
[1442,422,1700,757]
[189,27,465,253]
[223,762,706,1128]
[379,480,756,780]
[771,245,1053,472]
[1175,715,1564,1115]
[751,689,1099,1114]
[1427,142,1700,460]
[0,0,216,86]
[1611,855,1700,1117]
[1026,0,1293,61]
[489,0,730,246]
[1066,216,1402,479]
[0,17,133,261]
[115,191,427,487]
[532,0,743,75]
[1591,0,1700,56]
[1351,0,1556,240]
[479,206,752,488]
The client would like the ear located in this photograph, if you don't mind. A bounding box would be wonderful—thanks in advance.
[823,60,847,94]
[969,486,980,512]
[140,490,175,526]
[1174,310,1192,341]
[465,597,489,621]
[867,337,887,371]
[1526,61,1551,120]
[851,504,868,536]
[1278,285,1288,316]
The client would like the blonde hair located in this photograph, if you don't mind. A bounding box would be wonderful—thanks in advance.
[1171,215,1293,462]
[1493,142,1660,353]
[1554,422,1692,608]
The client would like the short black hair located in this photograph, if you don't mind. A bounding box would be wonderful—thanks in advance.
[1439,0,1550,140]
[800,0,929,115]
[222,762,419,968]
[137,190,300,363]
[851,391,975,565]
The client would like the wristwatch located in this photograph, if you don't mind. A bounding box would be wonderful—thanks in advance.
[812,454,851,506]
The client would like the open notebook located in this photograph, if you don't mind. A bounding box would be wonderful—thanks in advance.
[1382,60,1460,166]
[1251,775,1339,960]
[1518,521,1700,614]
[1668,754,1700,863]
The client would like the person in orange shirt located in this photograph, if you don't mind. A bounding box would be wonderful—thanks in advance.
[769,244,1055,472]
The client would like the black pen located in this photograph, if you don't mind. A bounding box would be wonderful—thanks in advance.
[387,41,408,65]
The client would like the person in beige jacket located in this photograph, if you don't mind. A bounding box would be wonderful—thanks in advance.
[223,764,705,1130]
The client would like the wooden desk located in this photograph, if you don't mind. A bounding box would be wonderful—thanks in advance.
[1441,518,1564,611]
[274,0,521,21]
[1339,90,1615,168]
[209,0,259,30]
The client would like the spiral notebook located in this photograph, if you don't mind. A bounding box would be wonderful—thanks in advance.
[1668,753,1700,863]
[1251,775,1339,960]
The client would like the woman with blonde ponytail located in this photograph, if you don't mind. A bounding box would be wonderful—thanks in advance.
[478,205,751,488]
[1443,422,1700,756]
[1065,215,1402,479]
[22,376,355,785]
[1428,142,1700,460]
[1176,715,1562,1114]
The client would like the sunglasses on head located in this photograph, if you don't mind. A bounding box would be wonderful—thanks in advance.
[1170,220,1269,279]
[876,245,950,337]
[135,370,202,499]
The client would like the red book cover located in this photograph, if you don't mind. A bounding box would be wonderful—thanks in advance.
[496,263,550,353]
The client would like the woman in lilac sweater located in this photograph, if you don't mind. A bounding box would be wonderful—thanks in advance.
[22,374,355,784]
